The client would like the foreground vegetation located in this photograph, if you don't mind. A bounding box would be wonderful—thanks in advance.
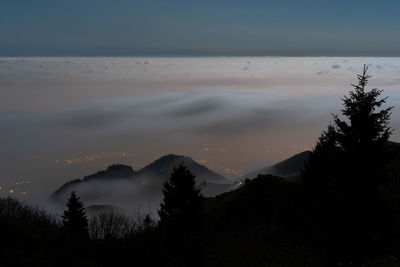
[2,66,400,266]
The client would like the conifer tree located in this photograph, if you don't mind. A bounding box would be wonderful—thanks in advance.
[334,65,393,150]
[62,191,88,236]
[302,65,394,255]
[158,164,203,226]
[304,65,393,194]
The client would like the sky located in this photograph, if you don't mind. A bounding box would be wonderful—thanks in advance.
[1,0,400,56]
[1,57,400,201]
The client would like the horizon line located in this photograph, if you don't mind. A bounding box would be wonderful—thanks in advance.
[2,55,400,58]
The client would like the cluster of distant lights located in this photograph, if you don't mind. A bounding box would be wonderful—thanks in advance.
[201,147,225,153]
[55,151,133,165]
[197,147,243,175]
[0,180,31,196]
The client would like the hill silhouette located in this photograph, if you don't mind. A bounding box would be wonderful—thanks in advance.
[137,154,227,183]
[51,154,229,212]
[52,152,318,211]
[245,151,311,178]
[52,164,136,199]
[52,152,316,208]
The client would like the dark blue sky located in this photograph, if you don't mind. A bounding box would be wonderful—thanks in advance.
[1,0,399,56]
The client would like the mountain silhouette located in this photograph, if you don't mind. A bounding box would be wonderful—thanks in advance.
[51,152,316,214]
[52,164,136,200]
[51,154,228,210]
[137,154,226,183]
[245,151,311,178]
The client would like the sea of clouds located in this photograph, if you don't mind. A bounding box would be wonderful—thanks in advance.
[1,57,400,205]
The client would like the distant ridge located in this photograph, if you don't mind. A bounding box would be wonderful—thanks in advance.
[84,164,136,182]
[52,164,136,199]
[245,151,311,178]
[138,154,227,183]
[51,154,227,201]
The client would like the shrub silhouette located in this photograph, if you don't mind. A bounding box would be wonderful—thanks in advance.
[132,212,156,233]
[62,191,89,236]
[89,212,132,239]
[89,211,156,239]
[0,197,66,265]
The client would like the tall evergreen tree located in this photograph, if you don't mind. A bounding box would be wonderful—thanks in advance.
[304,65,393,198]
[303,65,394,257]
[334,65,392,150]
[62,191,88,236]
[158,164,203,226]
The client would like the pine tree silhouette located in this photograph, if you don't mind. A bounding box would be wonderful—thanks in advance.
[303,65,394,256]
[62,191,88,236]
[158,164,203,227]
[334,65,393,150]
[304,65,393,194]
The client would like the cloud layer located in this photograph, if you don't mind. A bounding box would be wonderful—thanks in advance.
[1,57,400,202]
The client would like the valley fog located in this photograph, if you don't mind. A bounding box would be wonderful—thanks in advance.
[1,57,400,208]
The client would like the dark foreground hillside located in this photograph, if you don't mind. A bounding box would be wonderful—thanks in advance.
[3,153,400,267]
[3,175,312,266]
